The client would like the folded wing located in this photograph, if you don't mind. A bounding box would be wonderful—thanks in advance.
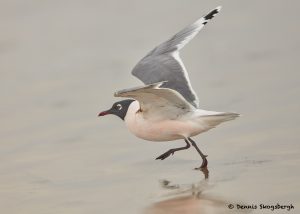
[131,6,222,108]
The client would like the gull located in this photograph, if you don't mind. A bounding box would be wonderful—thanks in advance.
[98,6,239,169]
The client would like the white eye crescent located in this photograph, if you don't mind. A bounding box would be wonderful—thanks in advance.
[116,104,122,110]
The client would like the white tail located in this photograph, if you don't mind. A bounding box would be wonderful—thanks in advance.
[200,112,239,128]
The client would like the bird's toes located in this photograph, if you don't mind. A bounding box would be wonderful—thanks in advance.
[155,156,162,160]
[155,154,163,160]
[200,158,208,168]
[155,156,165,160]
[155,151,173,160]
[155,154,168,160]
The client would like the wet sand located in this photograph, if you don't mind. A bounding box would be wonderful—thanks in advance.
[0,0,300,213]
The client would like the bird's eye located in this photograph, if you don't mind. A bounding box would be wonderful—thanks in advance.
[116,104,122,110]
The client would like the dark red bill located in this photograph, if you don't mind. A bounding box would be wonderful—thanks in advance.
[98,110,110,117]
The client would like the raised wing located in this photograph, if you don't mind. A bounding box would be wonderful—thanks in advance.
[114,82,195,121]
[132,6,221,108]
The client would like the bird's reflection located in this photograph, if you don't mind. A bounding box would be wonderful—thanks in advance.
[158,168,211,199]
[145,168,250,214]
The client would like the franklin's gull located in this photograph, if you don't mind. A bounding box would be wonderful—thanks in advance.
[99,6,239,169]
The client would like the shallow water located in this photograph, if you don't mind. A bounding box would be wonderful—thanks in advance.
[1,0,300,213]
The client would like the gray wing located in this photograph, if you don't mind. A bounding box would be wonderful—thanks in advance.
[114,82,195,121]
[132,6,221,108]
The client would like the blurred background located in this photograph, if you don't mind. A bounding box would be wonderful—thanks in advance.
[0,0,300,213]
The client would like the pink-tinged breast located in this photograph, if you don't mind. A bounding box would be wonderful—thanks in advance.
[124,102,205,141]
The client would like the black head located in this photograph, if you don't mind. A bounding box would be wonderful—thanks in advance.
[98,99,135,120]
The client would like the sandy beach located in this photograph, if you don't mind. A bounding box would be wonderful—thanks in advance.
[1,0,300,213]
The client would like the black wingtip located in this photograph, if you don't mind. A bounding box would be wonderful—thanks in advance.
[204,6,221,21]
